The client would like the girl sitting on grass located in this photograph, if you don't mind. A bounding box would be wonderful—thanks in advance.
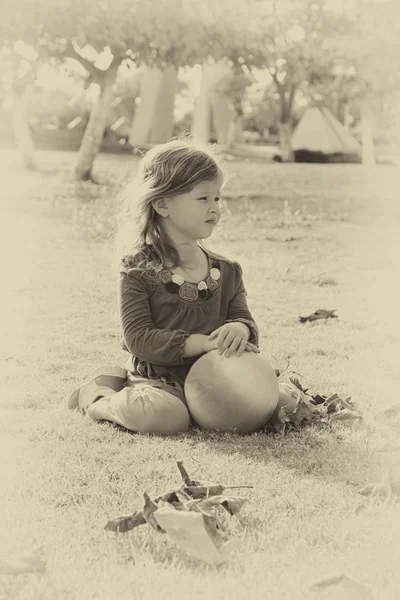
[67,139,273,435]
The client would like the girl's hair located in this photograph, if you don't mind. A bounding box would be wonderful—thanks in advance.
[115,138,226,273]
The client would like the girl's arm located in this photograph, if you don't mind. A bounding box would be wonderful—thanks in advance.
[119,269,196,366]
[182,334,217,358]
[223,262,260,347]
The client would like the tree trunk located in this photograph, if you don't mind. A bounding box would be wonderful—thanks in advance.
[191,64,213,143]
[226,113,244,147]
[149,65,178,143]
[75,62,120,181]
[274,79,295,162]
[11,83,38,170]
[343,102,352,131]
[130,66,163,145]
[279,122,293,162]
[361,95,375,166]
[210,89,235,144]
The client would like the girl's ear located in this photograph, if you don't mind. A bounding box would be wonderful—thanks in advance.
[151,197,169,217]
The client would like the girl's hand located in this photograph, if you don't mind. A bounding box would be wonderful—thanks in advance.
[203,336,259,357]
[207,323,260,358]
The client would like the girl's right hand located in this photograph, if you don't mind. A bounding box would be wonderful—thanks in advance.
[203,337,259,357]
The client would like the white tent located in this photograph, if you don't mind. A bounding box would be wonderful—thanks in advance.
[291,106,361,155]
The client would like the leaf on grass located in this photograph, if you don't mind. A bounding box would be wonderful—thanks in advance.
[299,309,338,323]
[289,398,324,427]
[359,473,397,500]
[104,460,249,568]
[143,493,165,533]
[288,375,308,394]
[275,390,323,428]
[182,483,225,499]
[375,403,400,430]
[324,394,354,413]
[153,504,240,566]
[322,394,361,422]
[306,573,375,599]
[272,379,361,430]
[0,546,47,575]
[276,406,289,424]
[104,510,146,533]
[202,495,248,516]
[154,490,181,506]
[177,461,194,486]
[311,393,327,405]
[329,409,362,422]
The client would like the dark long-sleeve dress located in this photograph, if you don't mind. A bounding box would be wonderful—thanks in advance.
[119,246,259,391]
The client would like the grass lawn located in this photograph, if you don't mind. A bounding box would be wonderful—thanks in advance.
[1,148,399,599]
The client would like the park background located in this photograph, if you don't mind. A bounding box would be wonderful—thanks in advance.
[1,1,400,599]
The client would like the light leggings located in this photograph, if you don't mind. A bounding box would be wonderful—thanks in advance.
[86,373,191,435]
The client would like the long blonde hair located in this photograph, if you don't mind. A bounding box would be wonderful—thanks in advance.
[115,138,226,273]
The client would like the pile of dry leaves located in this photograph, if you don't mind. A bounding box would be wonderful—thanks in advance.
[264,373,362,435]
[105,461,250,566]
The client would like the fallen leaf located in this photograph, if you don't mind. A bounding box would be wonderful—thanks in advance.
[143,493,165,532]
[266,377,361,433]
[104,510,146,533]
[375,404,400,430]
[288,376,308,394]
[153,505,240,566]
[196,495,248,516]
[182,483,225,499]
[299,309,338,323]
[0,546,47,575]
[104,461,250,567]
[359,473,395,500]
[155,490,182,506]
[306,573,375,599]
[313,276,338,287]
[292,399,325,426]
[177,461,194,486]
[324,394,354,412]
[311,393,326,405]
[329,409,362,422]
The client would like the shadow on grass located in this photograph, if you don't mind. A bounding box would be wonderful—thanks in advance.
[106,419,372,490]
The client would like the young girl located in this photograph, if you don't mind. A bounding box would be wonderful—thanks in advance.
[67,139,265,435]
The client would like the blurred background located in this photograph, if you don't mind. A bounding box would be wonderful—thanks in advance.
[0,0,399,180]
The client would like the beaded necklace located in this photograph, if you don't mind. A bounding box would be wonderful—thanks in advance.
[145,257,221,302]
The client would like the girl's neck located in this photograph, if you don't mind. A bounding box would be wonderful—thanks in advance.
[177,242,200,266]
[164,242,204,270]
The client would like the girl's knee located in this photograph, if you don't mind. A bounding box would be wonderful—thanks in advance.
[143,389,190,434]
[116,387,191,435]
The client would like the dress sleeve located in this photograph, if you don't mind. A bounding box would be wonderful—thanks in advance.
[119,268,192,367]
[224,262,260,347]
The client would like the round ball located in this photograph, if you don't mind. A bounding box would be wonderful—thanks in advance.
[184,350,279,434]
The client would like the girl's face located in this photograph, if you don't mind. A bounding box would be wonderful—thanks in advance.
[163,178,223,242]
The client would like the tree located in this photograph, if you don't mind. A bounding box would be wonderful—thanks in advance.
[247,0,348,161]
[331,0,400,164]
[0,0,214,180]
[0,44,39,169]
[211,64,255,146]
[197,0,347,160]
[243,81,281,138]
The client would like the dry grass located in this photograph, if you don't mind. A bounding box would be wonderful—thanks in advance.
[0,149,399,600]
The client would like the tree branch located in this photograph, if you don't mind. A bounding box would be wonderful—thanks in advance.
[63,42,105,82]
[63,42,123,85]
[267,66,279,87]
[288,83,298,113]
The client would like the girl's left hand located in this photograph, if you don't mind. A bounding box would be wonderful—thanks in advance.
[208,323,259,358]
